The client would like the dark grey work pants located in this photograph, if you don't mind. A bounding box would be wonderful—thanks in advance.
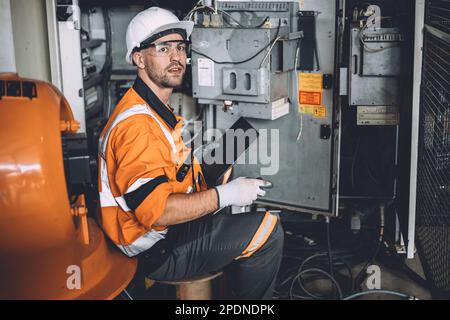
[138,211,284,300]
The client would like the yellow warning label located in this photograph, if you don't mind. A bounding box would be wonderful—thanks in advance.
[299,104,315,115]
[313,105,327,118]
[299,73,323,93]
[299,105,327,118]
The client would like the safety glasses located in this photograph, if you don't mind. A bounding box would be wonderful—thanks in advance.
[139,40,191,57]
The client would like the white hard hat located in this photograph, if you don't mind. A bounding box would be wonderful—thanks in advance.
[125,7,194,65]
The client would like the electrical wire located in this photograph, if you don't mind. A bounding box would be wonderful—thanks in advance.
[183,1,205,21]
[259,36,281,68]
[354,203,386,289]
[343,289,415,300]
[100,7,112,120]
[122,289,134,300]
[186,6,214,21]
[294,236,353,300]
[290,268,343,300]
[185,2,270,29]
[274,212,386,300]
[277,218,360,300]
[274,256,356,300]
[274,247,358,300]
[220,11,270,29]
[313,25,321,71]
[100,7,112,75]
[275,200,420,301]
[294,41,303,142]
[297,254,337,299]
[191,18,282,65]
[358,16,398,53]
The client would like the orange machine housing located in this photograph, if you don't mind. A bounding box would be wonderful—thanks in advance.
[0,73,137,299]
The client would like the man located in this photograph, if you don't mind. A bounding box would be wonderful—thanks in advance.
[98,7,283,299]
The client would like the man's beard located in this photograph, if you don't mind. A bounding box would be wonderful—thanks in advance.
[145,63,185,88]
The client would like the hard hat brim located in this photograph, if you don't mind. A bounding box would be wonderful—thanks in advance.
[126,20,194,65]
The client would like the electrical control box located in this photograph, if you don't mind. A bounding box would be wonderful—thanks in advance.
[191,1,301,120]
[197,0,340,215]
[348,5,404,126]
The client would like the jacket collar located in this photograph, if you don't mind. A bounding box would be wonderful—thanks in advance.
[132,76,178,130]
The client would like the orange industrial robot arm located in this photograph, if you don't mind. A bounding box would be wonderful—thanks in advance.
[0,73,137,300]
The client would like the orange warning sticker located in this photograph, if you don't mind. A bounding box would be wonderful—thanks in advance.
[299,91,322,105]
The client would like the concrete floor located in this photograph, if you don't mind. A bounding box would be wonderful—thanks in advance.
[138,253,433,300]
[280,250,433,300]
[355,253,432,300]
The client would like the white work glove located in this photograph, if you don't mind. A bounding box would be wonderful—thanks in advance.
[214,177,268,208]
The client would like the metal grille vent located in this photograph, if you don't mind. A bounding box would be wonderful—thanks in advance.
[416,3,450,295]
[425,0,450,34]
[417,31,450,227]
[417,226,450,294]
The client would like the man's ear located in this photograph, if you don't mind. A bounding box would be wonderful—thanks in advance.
[132,51,146,69]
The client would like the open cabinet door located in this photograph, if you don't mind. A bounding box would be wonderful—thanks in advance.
[230,0,341,216]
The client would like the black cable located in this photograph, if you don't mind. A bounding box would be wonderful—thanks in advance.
[274,217,379,300]
[191,18,282,65]
[290,268,343,300]
[275,210,382,296]
[187,4,269,29]
[276,233,357,299]
[100,7,112,120]
[253,16,271,28]
[275,255,356,300]
[354,202,388,288]
[297,252,351,300]
[354,238,382,289]
[80,28,90,41]
[100,7,112,75]
[297,254,333,299]
[313,13,321,71]
[274,252,355,300]
[314,32,321,71]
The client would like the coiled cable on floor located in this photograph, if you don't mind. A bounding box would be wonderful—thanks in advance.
[343,289,417,300]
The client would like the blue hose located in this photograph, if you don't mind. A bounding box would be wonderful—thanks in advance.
[343,289,416,300]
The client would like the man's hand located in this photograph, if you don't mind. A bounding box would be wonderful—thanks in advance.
[154,177,270,227]
[215,177,269,208]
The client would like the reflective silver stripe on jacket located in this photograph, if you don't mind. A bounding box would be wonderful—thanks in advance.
[98,104,175,256]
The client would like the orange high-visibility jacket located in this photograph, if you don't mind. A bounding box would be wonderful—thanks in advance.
[97,77,206,257]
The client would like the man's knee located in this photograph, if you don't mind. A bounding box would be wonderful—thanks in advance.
[268,219,284,252]
[254,217,284,257]
[231,212,284,260]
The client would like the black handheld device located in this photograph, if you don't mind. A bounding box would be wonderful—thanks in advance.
[199,117,259,187]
